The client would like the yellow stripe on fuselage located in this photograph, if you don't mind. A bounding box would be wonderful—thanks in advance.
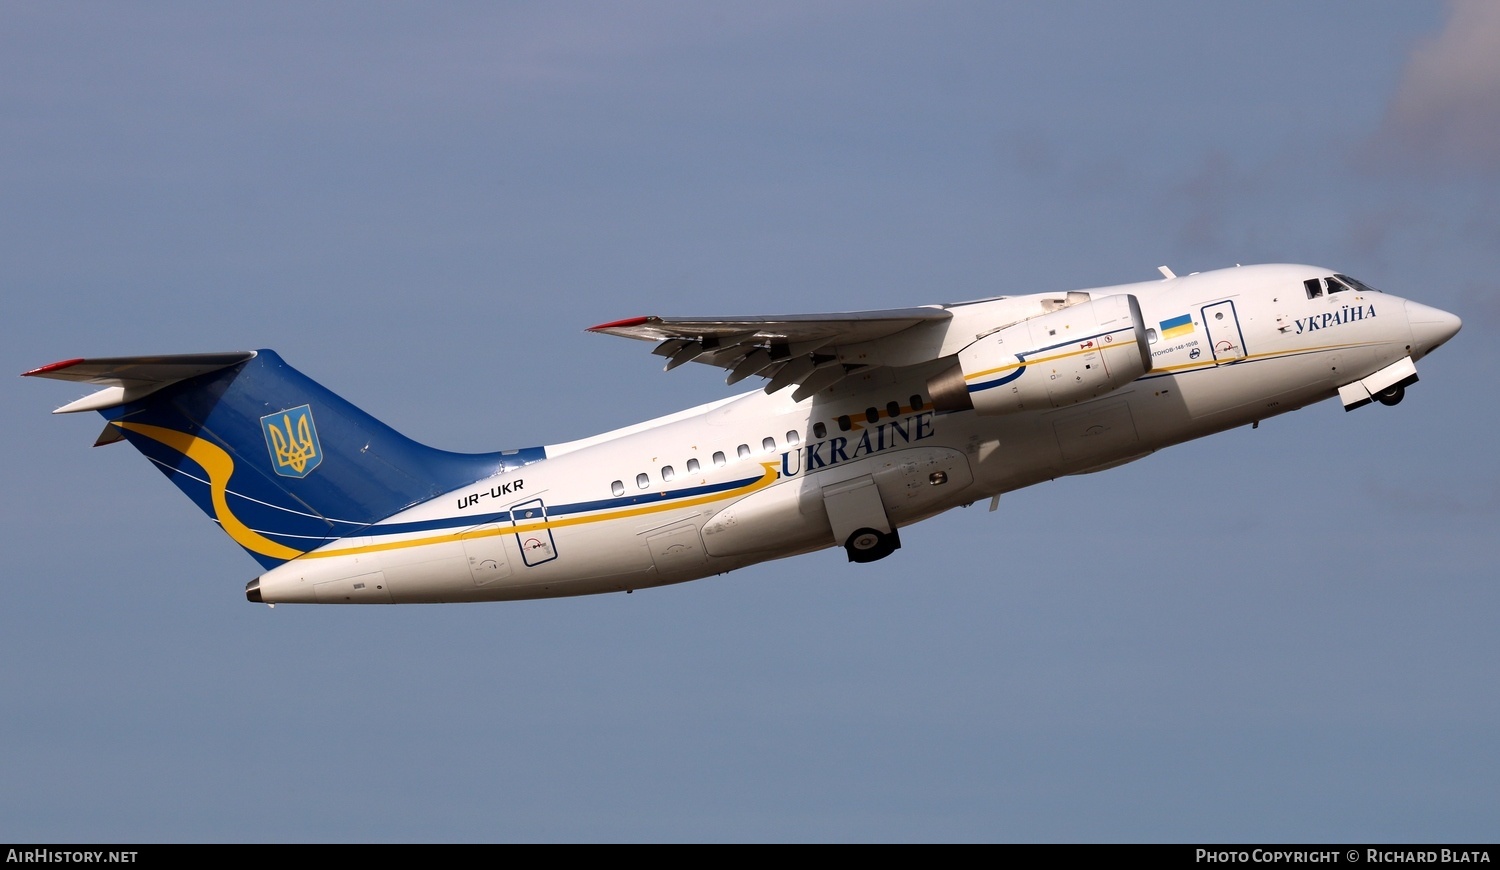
[116,418,779,564]
[299,462,781,560]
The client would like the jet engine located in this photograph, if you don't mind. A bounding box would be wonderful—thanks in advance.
[928,293,1152,415]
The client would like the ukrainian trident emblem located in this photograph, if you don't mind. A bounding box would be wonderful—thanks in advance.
[261,405,323,478]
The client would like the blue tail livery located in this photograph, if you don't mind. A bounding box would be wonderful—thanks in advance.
[25,350,544,570]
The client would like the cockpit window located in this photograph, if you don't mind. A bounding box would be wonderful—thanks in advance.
[1335,273,1381,294]
[1309,274,1381,299]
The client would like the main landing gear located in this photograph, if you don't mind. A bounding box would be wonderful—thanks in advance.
[845,527,900,563]
[1376,383,1405,406]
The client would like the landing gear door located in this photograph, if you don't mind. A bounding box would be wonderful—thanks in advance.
[822,475,892,545]
[1202,300,1247,364]
[509,498,558,567]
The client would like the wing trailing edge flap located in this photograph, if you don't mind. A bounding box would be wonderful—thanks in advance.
[21,352,257,415]
[588,308,953,396]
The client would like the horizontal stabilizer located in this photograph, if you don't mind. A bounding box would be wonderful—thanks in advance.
[23,352,257,413]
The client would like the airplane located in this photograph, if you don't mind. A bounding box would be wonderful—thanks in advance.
[25,263,1460,605]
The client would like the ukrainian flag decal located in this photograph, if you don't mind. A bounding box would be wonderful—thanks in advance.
[1160,314,1195,340]
[261,404,323,478]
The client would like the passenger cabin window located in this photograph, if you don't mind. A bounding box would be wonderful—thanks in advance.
[611,480,625,497]
[762,436,776,453]
[737,444,751,459]
[1147,327,1158,344]
[785,430,800,447]
[886,401,900,419]
[837,415,852,432]
[662,465,674,481]
[713,451,726,467]
[910,395,924,412]
[636,472,650,489]
[813,422,827,439]
[687,458,700,473]
[865,407,879,424]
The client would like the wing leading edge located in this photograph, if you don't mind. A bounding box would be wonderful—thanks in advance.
[588,308,952,400]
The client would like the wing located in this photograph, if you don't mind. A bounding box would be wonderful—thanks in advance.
[588,308,952,400]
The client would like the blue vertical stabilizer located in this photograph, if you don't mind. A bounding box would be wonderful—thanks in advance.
[31,350,545,569]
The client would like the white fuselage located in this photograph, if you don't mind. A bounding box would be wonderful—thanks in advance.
[253,264,1459,604]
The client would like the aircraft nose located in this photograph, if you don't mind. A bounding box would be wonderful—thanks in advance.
[1405,299,1462,356]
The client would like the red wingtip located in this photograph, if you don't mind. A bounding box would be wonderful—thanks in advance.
[587,316,651,332]
[21,358,85,377]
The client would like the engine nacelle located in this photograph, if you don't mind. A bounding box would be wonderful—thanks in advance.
[929,293,1152,415]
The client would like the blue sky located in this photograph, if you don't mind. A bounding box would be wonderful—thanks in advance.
[3,1,1497,842]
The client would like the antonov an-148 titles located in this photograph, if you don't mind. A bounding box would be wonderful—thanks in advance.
[27,264,1460,605]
